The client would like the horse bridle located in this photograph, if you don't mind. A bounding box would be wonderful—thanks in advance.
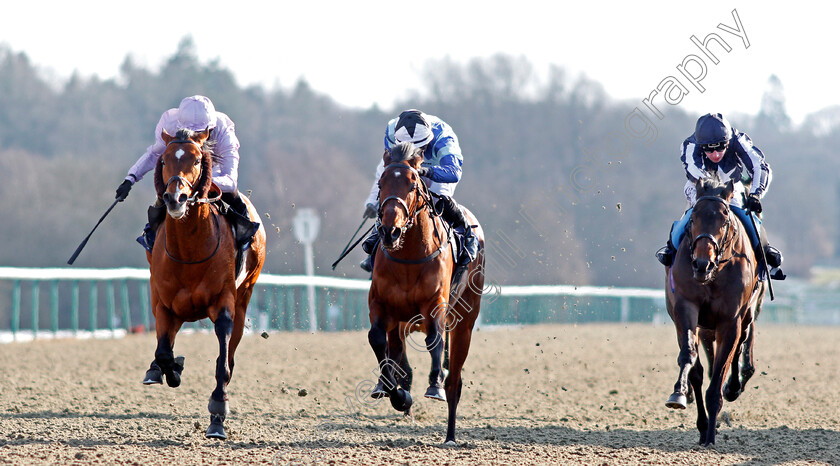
[160,138,223,264]
[377,162,448,265]
[163,138,221,206]
[689,195,735,268]
[377,163,434,236]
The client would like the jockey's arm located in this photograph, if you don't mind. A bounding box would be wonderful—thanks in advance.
[212,126,241,193]
[126,111,170,184]
[734,132,772,199]
[364,158,386,208]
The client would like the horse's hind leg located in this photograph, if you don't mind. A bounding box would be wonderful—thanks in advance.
[423,308,447,402]
[725,315,755,402]
[206,308,233,440]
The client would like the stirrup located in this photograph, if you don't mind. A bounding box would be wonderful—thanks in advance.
[136,223,156,252]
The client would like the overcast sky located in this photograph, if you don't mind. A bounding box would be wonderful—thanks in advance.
[0,1,834,124]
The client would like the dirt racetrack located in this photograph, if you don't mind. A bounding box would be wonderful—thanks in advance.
[0,323,838,465]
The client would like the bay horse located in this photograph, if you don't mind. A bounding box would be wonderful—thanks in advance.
[368,142,485,445]
[665,176,765,446]
[142,128,266,440]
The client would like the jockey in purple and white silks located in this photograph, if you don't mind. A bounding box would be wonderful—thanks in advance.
[359,109,478,273]
[655,113,785,279]
[115,96,259,265]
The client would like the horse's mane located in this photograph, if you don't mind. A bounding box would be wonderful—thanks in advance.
[696,173,732,200]
[153,128,215,199]
[387,142,422,164]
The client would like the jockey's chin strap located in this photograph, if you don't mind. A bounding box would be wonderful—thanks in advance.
[163,138,222,205]
[689,195,736,268]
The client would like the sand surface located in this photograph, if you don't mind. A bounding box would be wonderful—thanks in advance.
[0,323,838,465]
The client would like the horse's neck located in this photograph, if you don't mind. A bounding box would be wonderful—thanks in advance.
[164,204,219,251]
[405,208,443,254]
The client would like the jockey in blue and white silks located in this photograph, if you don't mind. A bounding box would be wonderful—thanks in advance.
[359,109,477,273]
[115,96,259,267]
[656,113,784,279]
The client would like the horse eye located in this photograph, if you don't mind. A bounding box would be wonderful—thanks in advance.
[194,158,201,166]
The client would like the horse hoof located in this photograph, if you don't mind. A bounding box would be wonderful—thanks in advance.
[206,419,227,440]
[665,393,687,409]
[206,413,227,439]
[164,372,181,388]
[142,367,163,385]
[389,389,413,412]
[424,386,446,401]
[443,440,457,447]
[371,380,389,399]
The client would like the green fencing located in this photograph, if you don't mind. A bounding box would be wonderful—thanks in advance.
[0,267,813,342]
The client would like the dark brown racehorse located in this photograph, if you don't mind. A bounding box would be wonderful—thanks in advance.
[368,142,485,445]
[143,128,266,440]
[665,176,765,446]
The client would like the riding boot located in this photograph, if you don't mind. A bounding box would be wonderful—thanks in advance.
[360,228,380,272]
[759,244,786,280]
[437,195,478,267]
[136,202,167,252]
[655,240,676,267]
[221,192,260,276]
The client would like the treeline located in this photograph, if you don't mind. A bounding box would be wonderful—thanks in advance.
[0,39,835,287]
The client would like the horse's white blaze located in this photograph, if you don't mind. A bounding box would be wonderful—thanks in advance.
[175,149,185,160]
[394,171,401,177]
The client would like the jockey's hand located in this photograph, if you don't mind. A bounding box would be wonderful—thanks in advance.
[363,203,377,219]
[416,167,430,178]
[745,194,762,213]
[115,180,133,201]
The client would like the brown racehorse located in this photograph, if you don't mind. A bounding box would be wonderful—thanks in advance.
[142,128,266,440]
[665,176,765,446]
[368,142,485,445]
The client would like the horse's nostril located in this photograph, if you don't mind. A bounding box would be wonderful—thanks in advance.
[178,193,188,204]
[390,230,401,241]
[162,193,171,203]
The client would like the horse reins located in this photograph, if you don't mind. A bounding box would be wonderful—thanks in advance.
[689,195,736,268]
[378,163,448,265]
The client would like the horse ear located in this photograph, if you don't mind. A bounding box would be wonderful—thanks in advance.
[193,128,211,146]
[723,179,735,199]
[383,149,392,166]
[161,130,173,145]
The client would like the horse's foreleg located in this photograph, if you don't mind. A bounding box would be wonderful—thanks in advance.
[206,308,233,440]
[368,317,410,411]
[704,322,742,446]
[385,327,413,413]
[666,303,699,410]
[148,309,184,387]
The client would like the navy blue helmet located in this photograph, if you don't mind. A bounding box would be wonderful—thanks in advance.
[694,113,732,146]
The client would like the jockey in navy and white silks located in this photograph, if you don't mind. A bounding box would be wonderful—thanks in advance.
[656,113,784,279]
[115,96,259,261]
[359,109,478,273]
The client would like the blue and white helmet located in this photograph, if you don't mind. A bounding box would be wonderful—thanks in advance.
[694,113,732,146]
[177,95,217,131]
[394,109,433,147]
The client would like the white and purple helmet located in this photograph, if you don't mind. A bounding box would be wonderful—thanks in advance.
[177,95,217,131]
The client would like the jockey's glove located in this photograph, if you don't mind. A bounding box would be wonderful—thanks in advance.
[116,180,133,201]
[416,167,430,177]
[363,203,377,219]
[745,193,762,214]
